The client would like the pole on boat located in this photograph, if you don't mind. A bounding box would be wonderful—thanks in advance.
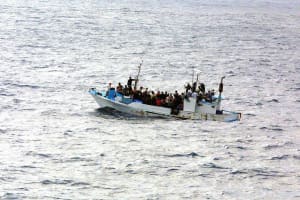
[191,67,195,84]
[134,60,143,90]
[216,76,225,113]
[196,72,200,89]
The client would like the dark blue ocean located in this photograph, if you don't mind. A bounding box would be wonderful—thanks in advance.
[0,0,300,199]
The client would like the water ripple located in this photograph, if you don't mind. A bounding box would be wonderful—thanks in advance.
[1,1,299,199]
[270,155,289,160]
[165,152,200,158]
[202,162,229,170]
[230,168,286,178]
[41,179,73,185]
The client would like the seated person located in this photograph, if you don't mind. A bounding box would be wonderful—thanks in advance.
[116,82,123,94]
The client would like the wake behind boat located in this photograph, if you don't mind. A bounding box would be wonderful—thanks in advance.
[89,64,241,122]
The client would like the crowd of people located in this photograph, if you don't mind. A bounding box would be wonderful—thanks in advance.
[184,82,216,102]
[107,77,218,110]
[113,81,184,110]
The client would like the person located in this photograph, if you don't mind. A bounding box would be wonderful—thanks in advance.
[136,87,143,101]
[116,82,123,93]
[155,91,162,106]
[187,89,192,97]
[174,90,179,98]
[142,88,148,103]
[192,81,197,92]
[185,83,192,93]
[127,76,136,91]
[166,94,174,108]
[200,83,205,94]
[150,91,156,105]
[106,83,112,96]
[107,82,112,90]
[143,89,151,105]
[132,89,138,100]
[173,91,182,108]
[206,90,212,102]
[211,89,215,98]
[123,85,130,96]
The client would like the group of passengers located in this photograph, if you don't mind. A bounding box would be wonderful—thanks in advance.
[113,80,184,110]
[107,76,217,109]
[184,82,216,102]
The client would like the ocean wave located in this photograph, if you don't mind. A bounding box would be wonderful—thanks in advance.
[260,127,284,132]
[228,145,248,150]
[230,168,286,178]
[1,192,23,200]
[165,152,200,158]
[264,141,293,150]
[41,179,73,185]
[270,155,289,160]
[0,93,15,97]
[0,129,7,134]
[125,169,138,174]
[71,182,90,186]
[202,162,228,170]
[167,168,179,172]
[25,151,52,158]
[264,144,281,150]
[4,82,41,89]
[266,99,279,103]
[20,165,37,169]
[293,155,300,160]
[64,156,94,163]
[1,0,299,199]
[197,173,212,177]
[244,113,256,117]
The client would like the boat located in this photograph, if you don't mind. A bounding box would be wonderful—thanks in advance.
[89,65,241,122]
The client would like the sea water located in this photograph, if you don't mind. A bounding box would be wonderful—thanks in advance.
[0,0,300,199]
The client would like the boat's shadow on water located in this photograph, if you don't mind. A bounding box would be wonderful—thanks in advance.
[90,107,172,121]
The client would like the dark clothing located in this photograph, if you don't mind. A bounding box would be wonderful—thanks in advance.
[200,83,205,94]
[127,78,135,89]
[123,86,130,96]
[192,82,197,92]
[185,83,192,93]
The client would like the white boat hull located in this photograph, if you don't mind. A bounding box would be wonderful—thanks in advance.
[91,93,169,117]
[89,89,241,122]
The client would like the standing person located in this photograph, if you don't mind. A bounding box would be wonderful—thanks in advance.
[127,76,136,91]
[192,81,197,92]
[185,83,192,93]
[199,83,205,94]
